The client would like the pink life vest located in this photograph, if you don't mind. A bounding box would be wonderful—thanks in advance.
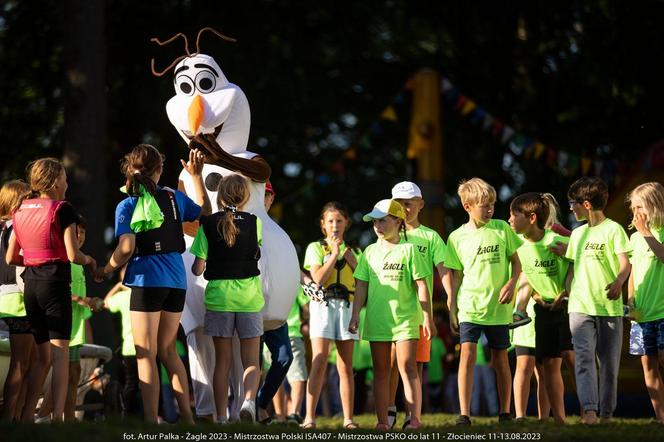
[11,198,69,266]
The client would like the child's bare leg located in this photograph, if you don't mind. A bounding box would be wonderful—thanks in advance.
[1,334,34,420]
[157,311,194,424]
[131,311,161,423]
[387,342,398,408]
[370,342,392,425]
[458,343,477,416]
[542,357,566,423]
[273,384,287,422]
[289,381,306,416]
[513,354,534,418]
[395,340,420,421]
[304,338,330,424]
[534,362,550,419]
[65,360,81,421]
[492,349,512,415]
[240,337,261,401]
[335,340,355,423]
[50,340,70,422]
[212,337,232,420]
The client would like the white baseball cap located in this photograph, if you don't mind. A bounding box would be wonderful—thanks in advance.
[391,181,422,199]
[362,199,407,222]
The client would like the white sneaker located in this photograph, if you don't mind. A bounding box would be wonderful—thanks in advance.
[216,416,229,425]
[34,414,51,424]
[240,399,256,423]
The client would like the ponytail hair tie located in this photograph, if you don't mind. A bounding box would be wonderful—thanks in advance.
[133,170,141,175]
[225,205,237,213]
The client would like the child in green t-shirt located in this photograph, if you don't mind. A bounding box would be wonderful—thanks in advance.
[509,193,572,424]
[386,181,449,428]
[626,182,664,423]
[565,177,631,424]
[191,175,263,424]
[444,178,522,425]
[350,199,433,430]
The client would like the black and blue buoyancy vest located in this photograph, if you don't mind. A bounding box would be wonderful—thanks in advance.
[134,189,186,256]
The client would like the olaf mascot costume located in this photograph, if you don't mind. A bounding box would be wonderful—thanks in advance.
[155,32,300,421]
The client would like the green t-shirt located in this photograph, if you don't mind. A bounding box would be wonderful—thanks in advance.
[427,336,447,383]
[0,292,26,318]
[70,264,90,347]
[190,219,265,313]
[511,297,536,348]
[565,218,631,316]
[70,300,92,346]
[444,219,523,325]
[404,224,447,321]
[106,289,135,356]
[71,263,86,297]
[287,288,310,338]
[352,308,373,370]
[518,230,570,302]
[354,240,431,341]
[630,227,664,322]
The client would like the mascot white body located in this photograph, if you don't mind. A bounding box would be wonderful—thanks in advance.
[166,54,299,419]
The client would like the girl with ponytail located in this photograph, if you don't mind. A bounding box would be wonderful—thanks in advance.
[191,174,264,423]
[97,144,211,424]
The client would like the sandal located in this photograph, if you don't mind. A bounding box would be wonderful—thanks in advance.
[343,420,359,429]
[301,421,316,429]
[375,423,390,431]
[509,311,532,329]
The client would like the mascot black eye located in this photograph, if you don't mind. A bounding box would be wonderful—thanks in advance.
[195,71,217,93]
[205,173,222,192]
[175,75,195,96]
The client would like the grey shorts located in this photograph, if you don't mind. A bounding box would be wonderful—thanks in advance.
[204,311,263,339]
[286,338,308,382]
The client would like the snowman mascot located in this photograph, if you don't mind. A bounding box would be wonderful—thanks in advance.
[152,29,300,421]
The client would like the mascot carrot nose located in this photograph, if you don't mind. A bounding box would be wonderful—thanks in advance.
[188,95,205,135]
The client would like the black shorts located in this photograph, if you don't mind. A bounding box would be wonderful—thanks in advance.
[515,345,536,357]
[23,279,72,344]
[459,322,511,350]
[534,303,573,362]
[2,316,32,334]
[130,287,186,313]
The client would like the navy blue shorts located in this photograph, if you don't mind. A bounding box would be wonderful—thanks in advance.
[459,322,510,350]
[641,318,664,356]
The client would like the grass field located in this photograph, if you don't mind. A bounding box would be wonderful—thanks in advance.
[3,414,664,442]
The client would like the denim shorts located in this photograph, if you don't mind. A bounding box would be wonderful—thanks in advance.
[641,318,664,356]
[459,322,510,349]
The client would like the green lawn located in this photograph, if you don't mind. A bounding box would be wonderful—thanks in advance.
[3,414,664,442]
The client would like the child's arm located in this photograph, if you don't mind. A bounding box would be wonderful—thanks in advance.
[634,212,664,262]
[444,269,461,335]
[348,279,367,334]
[97,234,135,281]
[5,233,23,266]
[436,263,449,294]
[63,223,96,272]
[191,257,206,276]
[514,273,533,313]
[309,242,341,287]
[627,271,636,313]
[499,252,522,304]
[103,281,129,308]
[606,252,631,301]
[415,279,436,339]
[564,265,575,298]
[180,149,212,216]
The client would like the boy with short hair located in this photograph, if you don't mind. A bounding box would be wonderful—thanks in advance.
[509,192,572,423]
[444,177,522,425]
[565,177,631,424]
[386,181,448,428]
